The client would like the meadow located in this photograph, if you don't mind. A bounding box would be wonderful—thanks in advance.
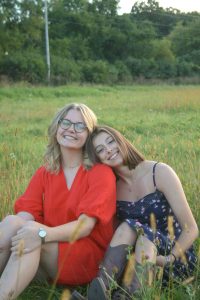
[0,84,200,299]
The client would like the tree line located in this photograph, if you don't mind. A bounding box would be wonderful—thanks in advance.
[0,0,200,84]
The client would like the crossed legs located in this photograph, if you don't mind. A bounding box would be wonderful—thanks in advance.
[0,215,59,300]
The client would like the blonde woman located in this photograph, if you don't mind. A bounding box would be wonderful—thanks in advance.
[0,105,116,300]
[85,125,198,300]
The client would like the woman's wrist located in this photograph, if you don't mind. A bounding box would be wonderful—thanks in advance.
[171,253,177,261]
[165,254,175,266]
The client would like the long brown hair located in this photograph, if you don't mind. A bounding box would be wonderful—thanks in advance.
[86,125,145,170]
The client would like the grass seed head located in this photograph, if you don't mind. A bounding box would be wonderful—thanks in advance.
[122,253,135,286]
[69,219,85,243]
[167,216,175,241]
[17,239,25,257]
[60,289,71,300]
[150,213,156,233]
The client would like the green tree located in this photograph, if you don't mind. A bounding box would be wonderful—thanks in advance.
[131,0,182,37]
[170,18,200,65]
[90,0,119,16]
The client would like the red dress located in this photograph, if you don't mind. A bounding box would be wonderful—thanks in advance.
[14,164,116,285]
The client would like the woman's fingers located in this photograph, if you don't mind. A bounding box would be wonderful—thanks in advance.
[11,233,24,242]
[11,244,30,255]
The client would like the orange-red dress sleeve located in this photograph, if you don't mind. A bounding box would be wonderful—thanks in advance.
[14,166,45,223]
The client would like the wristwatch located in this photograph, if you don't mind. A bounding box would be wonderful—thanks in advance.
[38,228,47,244]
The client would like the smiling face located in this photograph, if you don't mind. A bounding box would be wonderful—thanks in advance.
[93,131,123,167]
[56,109,88,150]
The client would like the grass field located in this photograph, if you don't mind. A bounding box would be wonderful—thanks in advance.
[0,84,200,299]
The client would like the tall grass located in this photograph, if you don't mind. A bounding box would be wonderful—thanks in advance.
[0,84,199,299]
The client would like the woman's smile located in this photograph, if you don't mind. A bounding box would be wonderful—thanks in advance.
[57,109,88,149]
[93,132,123,167]
[107,151,119,160]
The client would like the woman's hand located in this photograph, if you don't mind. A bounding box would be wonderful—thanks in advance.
[11,221,42,255]
[156,254,175,267]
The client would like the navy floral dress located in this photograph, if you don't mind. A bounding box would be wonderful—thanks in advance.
[117,163,197,284]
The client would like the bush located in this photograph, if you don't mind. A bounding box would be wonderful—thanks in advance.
[125,57,158,79]
[51,56,81,85]
[114,61,132,83]
[125,57,178,79]
[156,60,177,78]
[0,50,46,83]
[80,60,110,83]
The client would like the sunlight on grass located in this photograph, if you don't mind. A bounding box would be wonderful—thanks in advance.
[0,84,199,299]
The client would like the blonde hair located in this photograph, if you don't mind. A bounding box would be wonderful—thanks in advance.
[44,103,97,173]
[86,125,145,170]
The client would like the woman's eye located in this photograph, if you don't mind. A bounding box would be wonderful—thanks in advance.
[108,138,114,144]
[96,148,104,154]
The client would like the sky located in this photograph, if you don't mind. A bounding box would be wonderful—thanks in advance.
[118,0,200,14]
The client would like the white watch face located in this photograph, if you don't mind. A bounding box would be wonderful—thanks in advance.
[39,229,46,238]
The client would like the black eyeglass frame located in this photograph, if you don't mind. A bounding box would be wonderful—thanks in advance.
[58,118,87,133]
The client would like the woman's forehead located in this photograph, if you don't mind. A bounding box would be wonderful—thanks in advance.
[64,109,83,122]
[93,131,111,145]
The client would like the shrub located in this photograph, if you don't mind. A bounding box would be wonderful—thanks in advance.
[80,60,110,83]
[51,56,81,85]
[0,50,46,83]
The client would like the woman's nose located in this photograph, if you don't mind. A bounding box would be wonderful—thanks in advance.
[68,124,75,132]
[106,147,112,153]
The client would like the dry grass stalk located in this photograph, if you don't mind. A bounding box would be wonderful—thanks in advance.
[198,245,200,258]
[122,253,135,286]
[182,276,195,285]
[167,216,175,241]
[150,213,156,233]
[60,289,71,300]
[147,266,154,287]
[17,239,25,257]
[141,250,146,265]
[175,241,187,264]
[157,266,164,281]
[69,219,86,243]
[48,219,86,300]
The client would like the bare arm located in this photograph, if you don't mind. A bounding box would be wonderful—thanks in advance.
[11,213,97,254]
[44,213,97,243]
[17,212,35,221]
[156,163,199,260]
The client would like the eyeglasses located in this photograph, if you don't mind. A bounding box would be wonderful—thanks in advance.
[58,118,87,133]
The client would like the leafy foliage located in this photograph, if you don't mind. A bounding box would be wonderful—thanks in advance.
[0,0,200,83]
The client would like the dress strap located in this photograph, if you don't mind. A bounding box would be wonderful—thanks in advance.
[153,162,159,188]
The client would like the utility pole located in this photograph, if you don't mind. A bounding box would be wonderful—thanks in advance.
[44,0,50,84]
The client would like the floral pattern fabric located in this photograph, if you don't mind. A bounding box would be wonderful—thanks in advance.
[116,163,197,284]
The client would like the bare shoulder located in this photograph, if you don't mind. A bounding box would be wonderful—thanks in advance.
[139,160,158,172]
[154,162,180,190]
[136,160,158,179]
[155,162,176,176]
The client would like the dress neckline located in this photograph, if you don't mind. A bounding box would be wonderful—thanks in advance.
[117,189,163,205]
[61,165,83,191]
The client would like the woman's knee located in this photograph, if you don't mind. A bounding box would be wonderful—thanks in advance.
[0,215,25,250]
[111,222,136,246]
[2,214,25,227]
[135,235,157,263]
